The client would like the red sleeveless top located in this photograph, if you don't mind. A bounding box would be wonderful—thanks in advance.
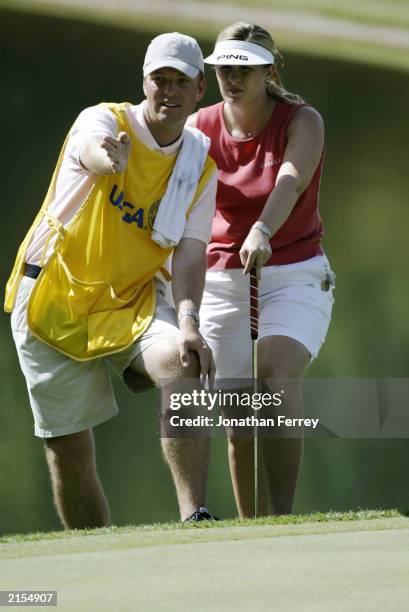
[197,101,324,269]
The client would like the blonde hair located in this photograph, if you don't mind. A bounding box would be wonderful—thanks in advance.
[217,22,303,105]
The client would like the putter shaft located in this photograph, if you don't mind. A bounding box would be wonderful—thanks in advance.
[250,268,259,518]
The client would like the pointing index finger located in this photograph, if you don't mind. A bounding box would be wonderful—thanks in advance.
[103,136,119,147]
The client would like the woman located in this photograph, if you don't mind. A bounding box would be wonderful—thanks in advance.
[188,22,335,517]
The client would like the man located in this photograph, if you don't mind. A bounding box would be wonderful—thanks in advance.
[5,32,218,528]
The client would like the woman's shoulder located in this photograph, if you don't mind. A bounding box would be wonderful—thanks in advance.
[187,102,222,129]
[272,99,323,132]
[280,103,325,149]
[289,104,324,132]
[198,101,223,120]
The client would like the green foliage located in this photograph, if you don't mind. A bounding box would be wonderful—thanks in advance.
[0,0,408,71]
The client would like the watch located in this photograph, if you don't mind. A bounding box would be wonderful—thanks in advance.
[178,309,200,328]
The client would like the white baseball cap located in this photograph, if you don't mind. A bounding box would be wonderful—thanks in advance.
[143,32,204,79]
[204,40,274,65]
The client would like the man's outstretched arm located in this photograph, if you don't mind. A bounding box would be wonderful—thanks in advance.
[80,131,132,174]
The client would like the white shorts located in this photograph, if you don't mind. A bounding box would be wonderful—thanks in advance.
[11,276,178,438]
[200,255,335,380]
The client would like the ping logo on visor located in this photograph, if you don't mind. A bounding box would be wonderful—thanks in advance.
[205,41,274,66]
[216,54,249,61]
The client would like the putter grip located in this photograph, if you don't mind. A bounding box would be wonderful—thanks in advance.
[250,268,259,340]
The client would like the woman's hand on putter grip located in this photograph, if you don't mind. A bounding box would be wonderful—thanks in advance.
[177,327,216,389]
[240,228,272,279]
[100,131,132,174]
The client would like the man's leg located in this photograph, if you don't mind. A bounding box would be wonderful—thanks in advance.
[129,338,209,521]
[161,433,209,521]
[44,429,110,529]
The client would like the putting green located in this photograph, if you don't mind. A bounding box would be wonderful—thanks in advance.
[1,517,408,611]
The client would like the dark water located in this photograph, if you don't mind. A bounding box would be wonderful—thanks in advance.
[1,9,409,534]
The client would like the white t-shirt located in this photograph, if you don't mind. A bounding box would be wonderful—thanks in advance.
[26,101,217,265]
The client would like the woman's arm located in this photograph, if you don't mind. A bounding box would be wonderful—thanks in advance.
[240,106,324,275]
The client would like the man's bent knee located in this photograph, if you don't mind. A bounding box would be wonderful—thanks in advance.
[141,339,200,383]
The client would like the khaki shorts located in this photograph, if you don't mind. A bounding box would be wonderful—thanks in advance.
[200,255,335,381]
[11,277,178,438]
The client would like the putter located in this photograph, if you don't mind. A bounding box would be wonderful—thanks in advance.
[249,267,259,518]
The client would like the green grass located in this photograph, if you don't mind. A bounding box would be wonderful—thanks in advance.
[1,509,408,612]
[0,508,403,547]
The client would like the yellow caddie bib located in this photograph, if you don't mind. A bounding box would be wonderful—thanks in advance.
[4,102,216,360]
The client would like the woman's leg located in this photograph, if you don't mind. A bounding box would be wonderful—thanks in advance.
[258,335,310,514]
[227,336,310,516]
[204,260,333,517]
[227,432,270,518]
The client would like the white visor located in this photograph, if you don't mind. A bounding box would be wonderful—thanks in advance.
[204,40,274,66]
